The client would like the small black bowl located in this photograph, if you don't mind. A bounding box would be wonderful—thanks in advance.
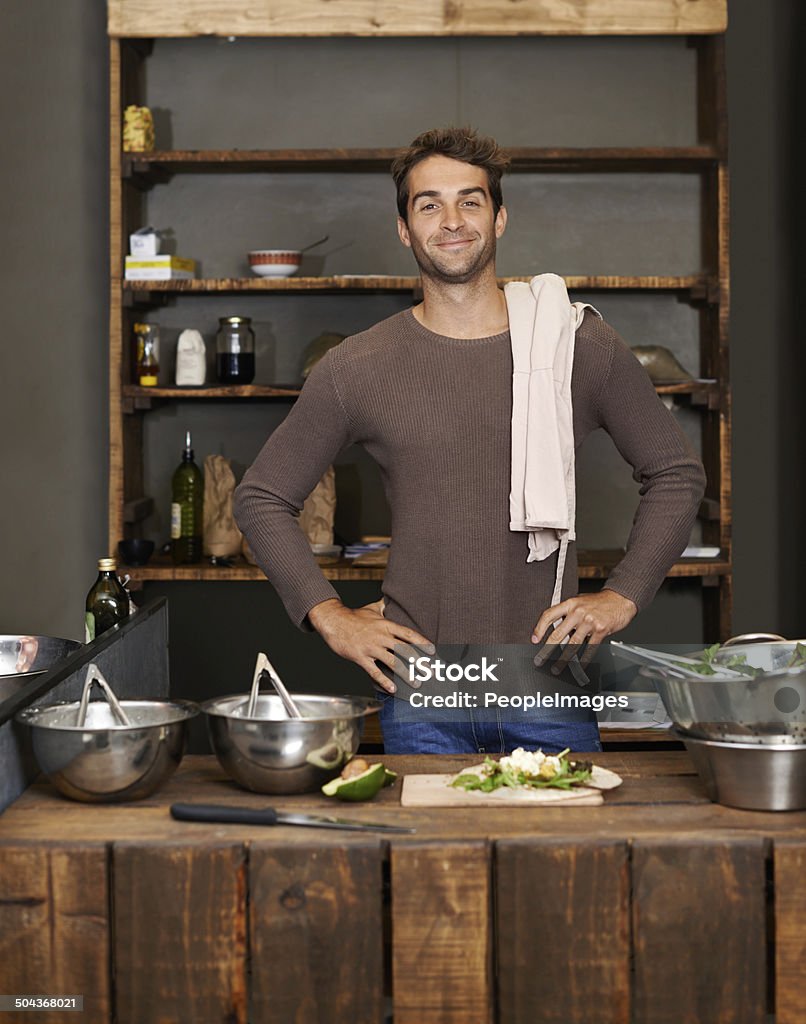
[118,539,155,567]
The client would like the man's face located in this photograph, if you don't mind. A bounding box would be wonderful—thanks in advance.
[397,155,507,284]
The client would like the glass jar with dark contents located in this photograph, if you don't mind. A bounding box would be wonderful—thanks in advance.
[216,316,255,385]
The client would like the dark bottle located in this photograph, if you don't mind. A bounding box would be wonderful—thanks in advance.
[85,558,129,642]
[171,429,203,564]
[216,316,255,385]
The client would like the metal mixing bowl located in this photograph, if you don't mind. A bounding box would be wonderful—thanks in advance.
[0,634,82,680]
[202,692,381,794]
[680,732,806,811]
[16,699,199,802]
[641,664,806,744]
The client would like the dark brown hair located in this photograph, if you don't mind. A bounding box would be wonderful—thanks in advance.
[391,126,510,222]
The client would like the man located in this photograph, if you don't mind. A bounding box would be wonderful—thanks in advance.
[233,127,706,754]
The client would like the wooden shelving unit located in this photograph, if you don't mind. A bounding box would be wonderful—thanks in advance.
[108,0,731,636]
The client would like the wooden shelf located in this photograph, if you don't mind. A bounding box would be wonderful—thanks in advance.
[123,384,301,401]
[577,551,730,580]
[124,550,729,584]
[121,381,718,410]
[125,554,385,583]
[123,146,722,185]
[122,274,715,299]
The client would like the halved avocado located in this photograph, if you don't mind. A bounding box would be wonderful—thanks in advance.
[322,762,387,801]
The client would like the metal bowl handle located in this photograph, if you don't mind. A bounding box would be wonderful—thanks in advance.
[723,632,787,646]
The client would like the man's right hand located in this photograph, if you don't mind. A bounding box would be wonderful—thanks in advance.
[307,598,434,693]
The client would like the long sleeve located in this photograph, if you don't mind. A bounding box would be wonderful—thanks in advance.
[233,350,353,629]
[591,324,707,611]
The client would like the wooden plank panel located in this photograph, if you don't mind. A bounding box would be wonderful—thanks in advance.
[108,0,727,38]
[114,843,247,1024]
[632,840,767,1023]
[496,839,630,1023]
[775,842,806,1024]
[0,845,109,1024]
[249,840,384,1023]
[391,842,492,1024]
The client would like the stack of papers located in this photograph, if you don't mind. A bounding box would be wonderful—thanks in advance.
[124,255,196,281]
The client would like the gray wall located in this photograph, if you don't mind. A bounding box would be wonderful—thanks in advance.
[0,0,108,639]
[0,2,800,677]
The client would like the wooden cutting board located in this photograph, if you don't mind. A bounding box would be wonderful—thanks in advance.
[401,774,605,807]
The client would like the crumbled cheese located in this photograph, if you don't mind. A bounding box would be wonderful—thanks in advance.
[498,747,566,779]
[500,747,546,776]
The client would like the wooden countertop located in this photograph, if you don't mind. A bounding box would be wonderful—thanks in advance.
[2,751,804,845]
[2,752,805,1024]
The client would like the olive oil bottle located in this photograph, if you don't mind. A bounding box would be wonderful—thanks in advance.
[171,430,203,563]
[85,558,129,642]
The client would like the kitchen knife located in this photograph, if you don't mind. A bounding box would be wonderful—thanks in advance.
[170,802,416,834]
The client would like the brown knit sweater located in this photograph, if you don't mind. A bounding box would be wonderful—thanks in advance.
[233,308,706,644]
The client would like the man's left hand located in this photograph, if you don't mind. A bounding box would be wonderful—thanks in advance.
[532,590,638,670]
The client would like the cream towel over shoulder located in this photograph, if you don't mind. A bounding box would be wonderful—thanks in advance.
[505,274,602,606]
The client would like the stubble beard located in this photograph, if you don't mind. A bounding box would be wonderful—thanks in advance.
[408,229,498,286]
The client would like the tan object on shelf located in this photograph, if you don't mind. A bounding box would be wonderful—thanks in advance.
[299,466,336,546]
[631,345,694,383]
[203,456,242,557]
[122,105,155,152]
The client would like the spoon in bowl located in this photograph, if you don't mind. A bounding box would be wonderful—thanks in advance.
[300,234,329,253]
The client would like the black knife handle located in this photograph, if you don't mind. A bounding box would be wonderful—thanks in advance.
[170,803,278,826]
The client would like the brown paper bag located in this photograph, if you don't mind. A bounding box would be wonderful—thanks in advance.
[299,466,336,545]
[203,455,242,557]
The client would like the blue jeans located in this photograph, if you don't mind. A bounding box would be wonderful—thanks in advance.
[378,691,602,754]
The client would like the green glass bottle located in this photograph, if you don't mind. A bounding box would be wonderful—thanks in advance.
[85,558,129,642]
[171,429,203,564]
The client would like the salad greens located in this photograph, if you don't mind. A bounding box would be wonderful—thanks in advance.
[672,641,806,677]
[450,749,593,792]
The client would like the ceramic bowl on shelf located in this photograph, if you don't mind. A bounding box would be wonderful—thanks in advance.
[248,249,302,278]
[118,538,155,567]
